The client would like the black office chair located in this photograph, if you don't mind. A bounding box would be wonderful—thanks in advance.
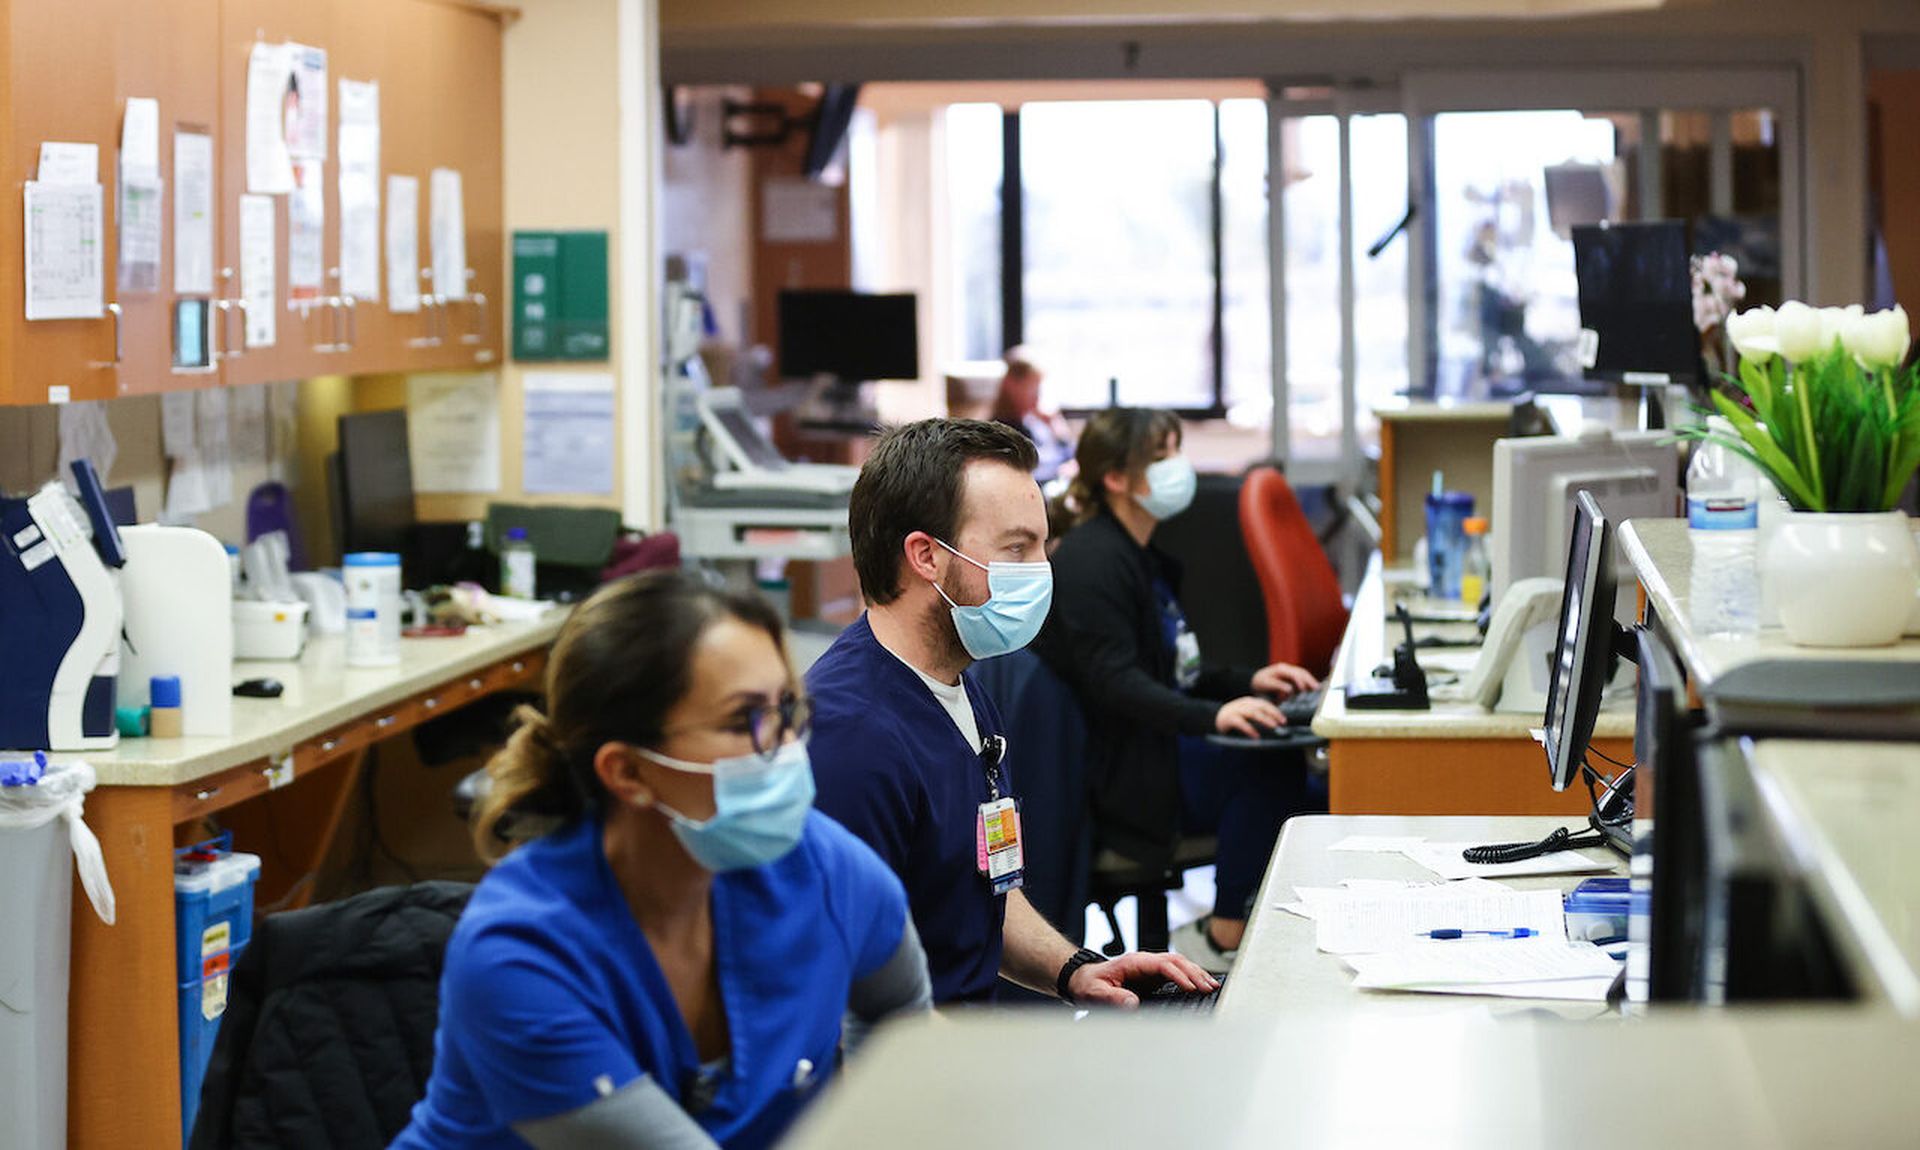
[971,649,1217,957]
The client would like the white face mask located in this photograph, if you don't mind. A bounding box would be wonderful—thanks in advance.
[1137,455,1197,521]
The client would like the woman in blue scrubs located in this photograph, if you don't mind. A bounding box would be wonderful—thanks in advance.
[393,571,931,1150]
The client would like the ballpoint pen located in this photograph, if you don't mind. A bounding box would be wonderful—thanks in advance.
[1417,928,1538,940]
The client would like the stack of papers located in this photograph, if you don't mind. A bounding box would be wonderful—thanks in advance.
[1279,871,1622,1002]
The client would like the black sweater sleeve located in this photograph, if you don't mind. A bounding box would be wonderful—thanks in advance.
[1042,530,1220,738]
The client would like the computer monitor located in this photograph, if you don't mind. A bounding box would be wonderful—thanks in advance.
[1490,430,1679,611]
[335,409,416,557]
[1628,625,1705,1003]
[1541,490,1618,792]
[777,290,919,383]
[1572,220,1699,388]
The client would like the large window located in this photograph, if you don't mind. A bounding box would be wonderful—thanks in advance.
[947,97,1270,417]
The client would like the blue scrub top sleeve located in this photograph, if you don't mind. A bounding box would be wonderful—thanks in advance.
[442,925,650,1127]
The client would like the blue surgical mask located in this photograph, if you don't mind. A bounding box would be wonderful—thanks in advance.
[1137,455,1197,521]
[931,538,1054,660]
[635,739,815,871]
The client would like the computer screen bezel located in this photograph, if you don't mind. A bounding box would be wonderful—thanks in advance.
[1542,490,1618,792]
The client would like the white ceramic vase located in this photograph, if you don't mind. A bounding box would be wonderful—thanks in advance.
[1762,510,1920,648]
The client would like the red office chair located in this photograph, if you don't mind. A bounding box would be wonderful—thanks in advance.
[1239,466,1350,676]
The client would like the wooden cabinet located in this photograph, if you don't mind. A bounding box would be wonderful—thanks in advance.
[0,0,503,406]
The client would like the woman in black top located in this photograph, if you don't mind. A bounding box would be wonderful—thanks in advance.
[1034,408,1319,973]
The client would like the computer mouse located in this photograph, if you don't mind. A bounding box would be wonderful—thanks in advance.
[233,677,284,699]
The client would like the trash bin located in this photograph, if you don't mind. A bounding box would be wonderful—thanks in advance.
[174,834,259,1145]
[0,756,116,1150]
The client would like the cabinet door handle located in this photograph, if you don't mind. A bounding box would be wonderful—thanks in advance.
[342,296,358,349]
[194,786,221,802]
[313,297,340,353]
[92,302,123,368]
[463,290,488,346]
[468,677,484,691]
[210,299,228,361]
[423,696,439,710]
[320,737,338,753]
[231,297,251,357]
[376,714,398,729]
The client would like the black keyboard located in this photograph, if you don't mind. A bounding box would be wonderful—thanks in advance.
[1137,976,1224,1014]
[1280,688,1324,726]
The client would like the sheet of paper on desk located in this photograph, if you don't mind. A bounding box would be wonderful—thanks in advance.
[1397,977,1616,1002]
[1347,940,1619,990]
[1401,843,1614,881]
[1330,835,1429,853]
[1282,877,1512,915]
[1314,887,1565,955]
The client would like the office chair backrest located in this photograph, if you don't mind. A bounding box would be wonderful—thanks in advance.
[190,882,473,1150]
[1150,471,1270,672]
[1240,466,1350,675]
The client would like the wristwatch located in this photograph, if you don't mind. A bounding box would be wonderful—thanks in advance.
[1055,947,1104,1003]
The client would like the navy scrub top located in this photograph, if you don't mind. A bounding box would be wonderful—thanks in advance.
[391,809,909,1150]
[806,614,1013,1005]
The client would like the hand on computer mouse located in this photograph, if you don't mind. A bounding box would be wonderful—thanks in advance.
[1252,661,1320,697]
[1215,696,1285,737]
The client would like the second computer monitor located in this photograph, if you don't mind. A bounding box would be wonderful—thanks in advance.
[1542,490,1618,792]
[1491,430,1679,609]
[777,290,919,383]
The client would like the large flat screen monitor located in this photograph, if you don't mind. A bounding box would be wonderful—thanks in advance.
[1573,220,1699,387]
[1491,430,1679,610]
[1629,625,1704,1003]
[1542,490,1618,792]
[336,409,416,557]
[777,290,919,383]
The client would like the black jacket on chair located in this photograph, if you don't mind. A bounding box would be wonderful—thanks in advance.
[189,881,473,1150]
[1035,509,1255,869]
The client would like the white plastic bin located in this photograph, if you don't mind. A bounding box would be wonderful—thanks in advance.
[0,758,115,1150]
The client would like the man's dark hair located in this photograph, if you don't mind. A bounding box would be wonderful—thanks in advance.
[850,418,1039,605]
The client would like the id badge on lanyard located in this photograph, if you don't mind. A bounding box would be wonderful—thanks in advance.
[973,734,1024,895]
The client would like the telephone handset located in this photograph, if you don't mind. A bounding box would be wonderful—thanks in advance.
[1447,578,1565,710]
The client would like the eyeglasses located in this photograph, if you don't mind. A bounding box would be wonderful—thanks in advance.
[661,692,813,760]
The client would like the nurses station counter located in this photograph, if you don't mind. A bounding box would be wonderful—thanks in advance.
[1309,554,1632,816]
[782,521,1920,1147]
[54,617,563,1150]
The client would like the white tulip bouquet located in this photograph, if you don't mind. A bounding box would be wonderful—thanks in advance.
[1684,300,1920,513]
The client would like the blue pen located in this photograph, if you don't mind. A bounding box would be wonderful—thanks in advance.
[1419,928,1537,940]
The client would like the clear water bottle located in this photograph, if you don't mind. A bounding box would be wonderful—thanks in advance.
[500,527,537,600]
[1459,517,1491,608]
[1686,419,1760,638]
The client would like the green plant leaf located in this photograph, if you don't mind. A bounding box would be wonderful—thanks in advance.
[1710,391,1821,509]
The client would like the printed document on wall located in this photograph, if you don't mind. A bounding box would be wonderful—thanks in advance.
[285,44,329,161]
[196,386,235,507]
[231,385,270,470]
[246,42,294,194]
[38,142,98,186]
[387,174,420,313]
[173,129,215,294]
[161,391,197,457]
[429,168,467,300]
[57,401,118,486]
[240,194,277,347]
[288,159,325,300]
[407,373,501,493]
[522,372,615,495]
[24,181,104,320]
[337,79,381,301]
[117,98,163,294]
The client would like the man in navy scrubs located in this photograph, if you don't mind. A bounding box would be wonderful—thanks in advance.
[807,419,1216,1007]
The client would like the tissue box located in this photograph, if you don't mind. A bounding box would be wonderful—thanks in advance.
[233,600,309,661]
